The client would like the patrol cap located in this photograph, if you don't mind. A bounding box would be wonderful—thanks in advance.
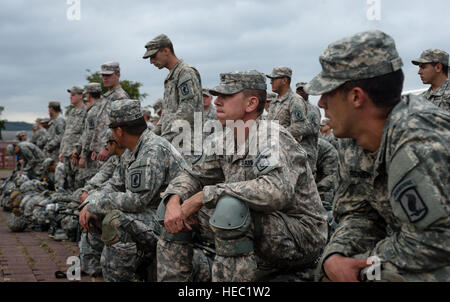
[101,61,120,75]
[320,118,330,126]
[305,30,403,95]
[209,70,267,96]
[42,157,55,171]
[141,108,151,117]
[6,144,15,155]
[202,88,212,97]
[412,49,449,66]
[105,129,115,142]
[266,92,277,102]
[35,117,42,123]
[152,98,163,112]
[16,131,27,139]
[67,86,84,94]
[295,82,308,90]
[84,83,102,94]
[40,117,50,124]
[48,101,61,108]
[266,67,292,79]
[108,99,143,127]
[143,34,172,59]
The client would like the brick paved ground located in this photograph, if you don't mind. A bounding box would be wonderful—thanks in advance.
[0,209,93,282]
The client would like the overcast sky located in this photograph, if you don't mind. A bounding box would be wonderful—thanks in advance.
[1,0,449,123]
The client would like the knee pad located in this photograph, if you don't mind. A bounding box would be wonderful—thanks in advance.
[209,195,253,257]
[101,210,129,246]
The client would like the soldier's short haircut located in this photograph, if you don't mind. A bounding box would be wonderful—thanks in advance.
[431,62,449,76]
[161,42,175,56]
[338,69,404,109]
[117,117,147,136]
[48,104,62,112]
[242,89,267,115]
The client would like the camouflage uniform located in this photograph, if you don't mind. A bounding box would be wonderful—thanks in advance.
[15,142,46,179]
[412,49,450,111]
[85,100,187,282]
[157,71,328,282]
[266,67,320,173]
[304,30,450,281]
[60,89,86,190]
[316,138,338,211]
[34,126,49,150]
[44,108,66,162]
[143,35,203,162]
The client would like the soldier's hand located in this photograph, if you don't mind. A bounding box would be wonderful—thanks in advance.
[323,254,370,282]
[180,192,203,230]
[79,205,91,231]
[58,153,63,163]
[91,152,97,161]
[80,191,88,203]
[79,157,86,169]
[164,195,184,234]
[96,148,109,162]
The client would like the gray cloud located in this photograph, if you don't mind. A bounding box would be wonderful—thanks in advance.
[1,0,449,122]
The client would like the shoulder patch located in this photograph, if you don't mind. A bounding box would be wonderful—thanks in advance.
[130,171,142,189]
[393,179,428,223]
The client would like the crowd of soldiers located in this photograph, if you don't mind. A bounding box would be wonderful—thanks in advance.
[0,29,448,282]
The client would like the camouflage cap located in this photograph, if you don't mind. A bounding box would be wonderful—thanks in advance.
[67,86,84,94]
[295,82,308,90]
[16,131,27,139]
[35,117,42,123]
[305,30,403,95]
[143,34,172,59]
[320,118,330,126]
[40,117,50,124]
[108,99,143,127]
[6,144,15,155]
[48,101,61,108]
[84,82,102,94]
[266,92,277,102]
[210,70,267,96]
[152,98,163,112]
[101,61,120,75]
[141,108,151,117]
[266,67,292,79]
[412,49,449,66]
[42,157,55,171]
[202,88,212,97]
[105,129,115,142]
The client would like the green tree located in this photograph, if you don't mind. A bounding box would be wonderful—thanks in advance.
[0,106,6,140]
[85,69,148,101]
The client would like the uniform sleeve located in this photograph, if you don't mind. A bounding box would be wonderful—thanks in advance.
[46,118,66,151]
[83,156,118,192]
[87,149,171,215]
[162,68,202,142]
[370,114,450,272]
[318,141,387,277]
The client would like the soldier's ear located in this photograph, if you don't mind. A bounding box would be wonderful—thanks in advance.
[245,96,259,113]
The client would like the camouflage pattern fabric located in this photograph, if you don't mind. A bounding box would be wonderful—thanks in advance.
[85,128,188,282]
[420,79,450,111]
[79,229,104,276]
[16,142,46,179]
[265,88,320,172]
[412,48,449,66]
[318,95,450,281]
[82,155,120,193]
[321,132,339,151]
[316,138,338,211]
[30,128,48,150]
[153,59,203,161]
[159,119,328,282]
[44,114,66,161]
